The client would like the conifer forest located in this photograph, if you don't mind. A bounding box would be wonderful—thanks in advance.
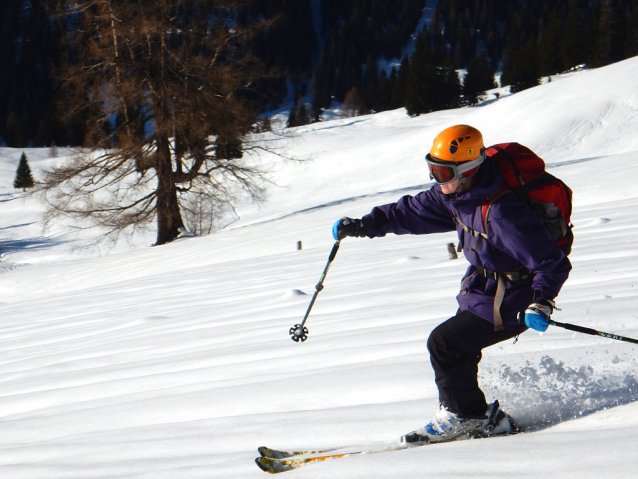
[1,0,638,149]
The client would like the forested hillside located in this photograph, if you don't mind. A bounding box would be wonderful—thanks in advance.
[1,0,637,148]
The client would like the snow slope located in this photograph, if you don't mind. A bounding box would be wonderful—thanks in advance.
[1,56,638,478]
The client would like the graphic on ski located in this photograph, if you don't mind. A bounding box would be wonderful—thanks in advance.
[256,451,367,473]
[258,446,336,459]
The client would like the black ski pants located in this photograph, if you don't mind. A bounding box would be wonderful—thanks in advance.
[427,309,520,418]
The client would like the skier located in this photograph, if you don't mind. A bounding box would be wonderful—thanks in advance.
[332,125,572,443]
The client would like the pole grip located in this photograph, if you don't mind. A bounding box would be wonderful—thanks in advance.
[328,240,341,262]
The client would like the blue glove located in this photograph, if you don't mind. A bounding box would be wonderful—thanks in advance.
[524,302,553,332]
[332,217,366,240]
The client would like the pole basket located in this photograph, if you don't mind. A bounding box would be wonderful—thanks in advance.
[290,324,309,342]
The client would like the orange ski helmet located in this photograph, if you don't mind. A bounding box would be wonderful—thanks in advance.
[426,125,485,185]
[429,125,485,162]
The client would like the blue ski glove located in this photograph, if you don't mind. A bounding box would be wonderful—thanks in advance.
[332,217,366,240]
[524,302,553,332]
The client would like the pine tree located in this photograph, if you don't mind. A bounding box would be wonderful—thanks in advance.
[538,10,565,76]
[404,32,437,115]
[391,56,410,109]
[463,52,496,105]
[0,0,61,147]
[502,38,541,93]
[561,4,587,71]
[592,0,629,67]
[627,0,638,57]
[14,152,35,191]
[288,95,312,127]
[362,55,379,112]
[374,69,394,113]
[404,31,461,116]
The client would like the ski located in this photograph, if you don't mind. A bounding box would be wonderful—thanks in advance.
[256,425,526,473]
[255,443,407,474]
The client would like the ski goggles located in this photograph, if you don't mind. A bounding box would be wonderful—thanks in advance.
[425,150,485,185]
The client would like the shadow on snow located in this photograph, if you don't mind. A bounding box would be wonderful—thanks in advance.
[0,236,68,257]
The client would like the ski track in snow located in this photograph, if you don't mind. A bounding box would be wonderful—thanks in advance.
[1,58,638,477]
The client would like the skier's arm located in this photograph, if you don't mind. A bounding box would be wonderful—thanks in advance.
[361,189,456,238]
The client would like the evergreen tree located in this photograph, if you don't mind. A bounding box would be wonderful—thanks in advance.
[404,31,461,116]
[591,0,630,67]
[388,67,400,109]
[627,0,638,57]
[313,0,426,112]
[463,52,496,106]
[561,4,587,70]
[538,10,565,76]
[0,0,61,147]
[405,32,437,115]
[502,38,541,93]
[362,55,379,112]
[13,152,35,191]
[3,111,26,148]
[248,0,317,108]
[253,0,316,76]
[287,103,298,128]
[375,69,394,113]
[391,56,410,109]
[312,49,334,112]
[287,95,312,127]
[438,68,462,111]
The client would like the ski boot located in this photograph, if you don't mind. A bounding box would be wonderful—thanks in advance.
[401,400,515,444]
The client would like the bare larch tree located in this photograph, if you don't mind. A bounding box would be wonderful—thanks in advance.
[41,0,271,245]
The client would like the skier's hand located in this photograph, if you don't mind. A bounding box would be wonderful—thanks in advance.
[524,302,553,332]
[332,217,366,240]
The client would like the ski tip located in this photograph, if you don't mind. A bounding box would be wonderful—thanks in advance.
[258,446,294,459]
[255,457,274,474]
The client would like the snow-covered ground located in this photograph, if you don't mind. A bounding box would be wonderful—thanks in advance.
[1,56,638,478]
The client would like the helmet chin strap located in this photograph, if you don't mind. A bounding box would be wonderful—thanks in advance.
[457,176,470,190]
[453,169,479,193]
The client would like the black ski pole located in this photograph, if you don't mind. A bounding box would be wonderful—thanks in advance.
[548,319,638,345]
[289,240,341,342]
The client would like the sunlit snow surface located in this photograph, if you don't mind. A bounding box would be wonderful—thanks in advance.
[1,57,638,478]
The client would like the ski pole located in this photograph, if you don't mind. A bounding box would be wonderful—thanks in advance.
[548,319,638,345]
[289,240,341,342]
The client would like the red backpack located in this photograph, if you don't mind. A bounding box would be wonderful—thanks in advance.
[483,143,574,254]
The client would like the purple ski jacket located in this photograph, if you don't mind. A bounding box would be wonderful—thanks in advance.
[360,157,572,331]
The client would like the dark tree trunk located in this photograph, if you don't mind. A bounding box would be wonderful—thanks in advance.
[155,135,184,245]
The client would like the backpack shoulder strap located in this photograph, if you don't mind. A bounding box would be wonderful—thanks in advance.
[453,212,487,240]
[481,187,512,235]
[453,186,514,240]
